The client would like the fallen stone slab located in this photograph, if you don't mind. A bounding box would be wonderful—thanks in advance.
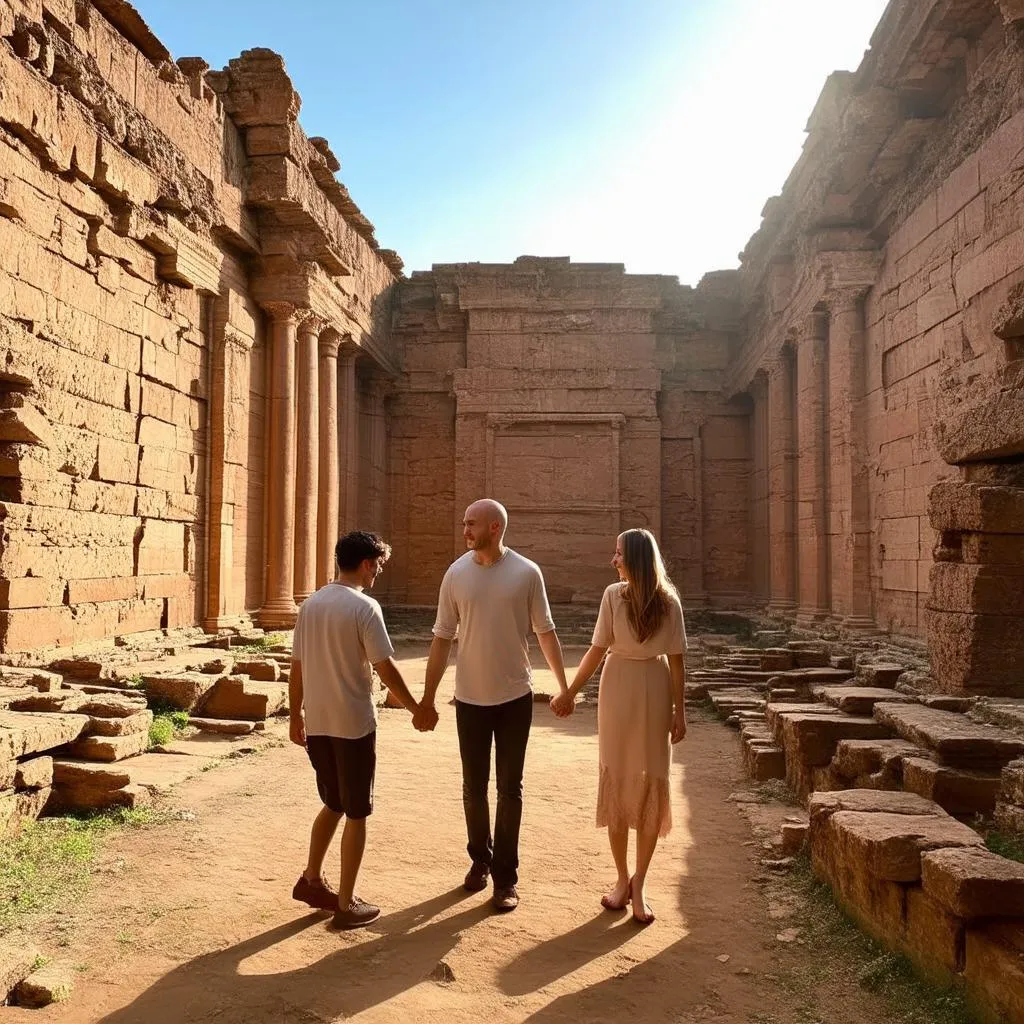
[188,717,256,735]
[52,759,133,790]
[14,755,52,790]
[0,667,61,692]
[765,702,833,736]
[233,659,281,682]
[779,712,891,767]
[199,676,286,721]
[0,786,51,836]
[14,962,73,1007]
[831,739,921,781]
[874,702,1024,771]
[826,809,983,882]
[87,709,152,738]
[902,756,1002,817]
[68,730,148,763]
[922,846,1024,918]
[0,938,39,1003]
[814,687,916,716]
[970,699,1024,737]
[858,663,905,688]
[0,711,89,759]
[808,788,946,833]
[141,672,219,711]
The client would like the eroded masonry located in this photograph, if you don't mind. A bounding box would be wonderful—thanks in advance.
[0,0,1022,699]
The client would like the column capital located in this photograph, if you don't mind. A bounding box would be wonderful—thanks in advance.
[261,300,299,324]
[296,310,327,336]
[318,327,344,359]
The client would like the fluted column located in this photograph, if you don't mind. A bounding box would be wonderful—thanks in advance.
[796,309,831,623]
[258,303,299,628]
[767,351,797,615]
[317,329,342,587]
[293,313,322,604]
[829,291,874,628]
[338,345,359,534]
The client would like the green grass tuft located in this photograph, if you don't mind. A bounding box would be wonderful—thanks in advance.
[0,808,155,935]
[984,829,1024,863]
[147,710,189,748]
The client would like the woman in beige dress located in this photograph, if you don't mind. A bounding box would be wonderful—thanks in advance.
[552,528,686,924]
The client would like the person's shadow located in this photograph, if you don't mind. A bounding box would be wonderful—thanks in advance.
[97,888,490,1023]
[498,910,639,996]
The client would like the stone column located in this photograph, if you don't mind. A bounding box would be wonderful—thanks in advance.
[366,374,390,532]
[766,352,797,615]
[829,291,874,628]
[796,309,831,623]
[750,375,770,602]
[338,344,360,534]
[317,329,342,588]
[293,314,322,605]
[258,303,299,628]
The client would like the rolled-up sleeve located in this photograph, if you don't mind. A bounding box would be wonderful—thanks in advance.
[530,568,556,634]
[432,569,459,640]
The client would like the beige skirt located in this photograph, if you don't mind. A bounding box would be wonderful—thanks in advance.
[596,651,673,837]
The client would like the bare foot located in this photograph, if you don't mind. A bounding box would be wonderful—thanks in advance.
[600,877,630,911]
[630,876,654,924]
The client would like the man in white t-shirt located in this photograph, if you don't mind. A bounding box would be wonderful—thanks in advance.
[420,498,569,911]
[289,531,437,930]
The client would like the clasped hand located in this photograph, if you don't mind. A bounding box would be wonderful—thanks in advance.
[412,702,439,732]
[549,691,575,718]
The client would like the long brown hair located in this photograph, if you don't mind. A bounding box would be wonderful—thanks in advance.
[619,529,679,642]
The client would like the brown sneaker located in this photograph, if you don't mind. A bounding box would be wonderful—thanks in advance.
[332,897,381,930]
[492,885,519,912]
[292,874,338,912]
[463,863,489,893]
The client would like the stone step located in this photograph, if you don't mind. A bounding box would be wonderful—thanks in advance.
[141,672,219,711]
[68,730,148,763]
[830,738,921,783]
[857,663,905,687]
[902,756,1002,817]
[874,703,1024,771]
[813,686,917,716]
[50,758,148,811]
[0,786,50,836]
[0,710,88,759]
[188,717,258,735]
[199,676,287,721]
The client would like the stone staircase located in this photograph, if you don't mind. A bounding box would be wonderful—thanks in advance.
[696,636,1024,1022]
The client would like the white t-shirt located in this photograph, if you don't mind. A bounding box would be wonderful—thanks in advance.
[432,548,556,706]
[292,582,395,739]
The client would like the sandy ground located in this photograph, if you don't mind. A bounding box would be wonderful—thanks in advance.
[2,648,898,1024]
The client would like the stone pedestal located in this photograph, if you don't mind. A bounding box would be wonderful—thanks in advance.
[293,315,321,604]
[317,330,342,587]
[796,310,831,624]
[257,304,299,628]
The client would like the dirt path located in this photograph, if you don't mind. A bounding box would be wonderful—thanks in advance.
[4,658,902,1024]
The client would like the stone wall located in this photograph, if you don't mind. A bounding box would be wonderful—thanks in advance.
[729,0,1024,665]
[389,258,747,607]
[0,0,400,651]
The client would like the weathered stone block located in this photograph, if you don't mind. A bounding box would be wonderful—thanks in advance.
[0,711,88,759]
[902,887,965,978]
[199,675,286,721]
[964,922,1024,1024]
[0,938,40,1003]
[902,756,1001,816]
[14,755,52,790]
[69,730,148,762]
[15,963,74,1008]
[922,846,1024,918]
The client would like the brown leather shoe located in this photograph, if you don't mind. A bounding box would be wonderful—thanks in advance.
[332,897,381,930]
[292,874,338,912]
[492,885,519,911]
[464,863,489,893]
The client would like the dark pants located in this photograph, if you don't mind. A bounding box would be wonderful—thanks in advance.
[455,692,533,888]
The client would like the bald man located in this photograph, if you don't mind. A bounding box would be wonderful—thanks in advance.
[421,498,569,911]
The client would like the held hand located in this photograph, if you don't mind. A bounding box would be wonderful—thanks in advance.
[550,691,575,718]
[289,715,307,748]
[412,703,439,732]
[670,709,687,744]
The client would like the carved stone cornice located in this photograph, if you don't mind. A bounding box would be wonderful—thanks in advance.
[224,330,255,353]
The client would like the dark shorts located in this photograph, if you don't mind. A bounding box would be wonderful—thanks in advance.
[306,731,376,819]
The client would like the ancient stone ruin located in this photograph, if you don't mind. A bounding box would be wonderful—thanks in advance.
[2,0,1024,1017]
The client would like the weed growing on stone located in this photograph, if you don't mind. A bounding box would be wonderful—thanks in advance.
[124,673,145,690]
[234,631,288,654]
[148,710,189,748]
[781,858,974,1024]
[0,808,155,935]
[984,828,1024,863]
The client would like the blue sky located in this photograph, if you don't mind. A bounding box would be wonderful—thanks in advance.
[135,0,891,283]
